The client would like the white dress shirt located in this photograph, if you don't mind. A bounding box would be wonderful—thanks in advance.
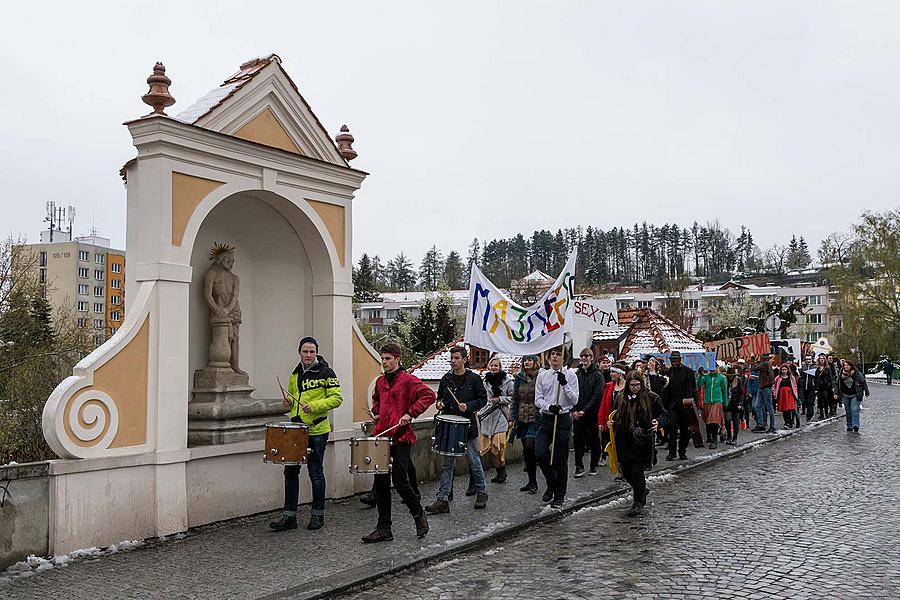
[535,367,580,414]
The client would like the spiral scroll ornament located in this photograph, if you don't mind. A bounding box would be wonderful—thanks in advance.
[68,391,119,449]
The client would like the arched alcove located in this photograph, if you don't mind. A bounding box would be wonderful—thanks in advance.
[188,191,323,403]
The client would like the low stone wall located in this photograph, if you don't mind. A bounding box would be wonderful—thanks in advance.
[0,462,50,570]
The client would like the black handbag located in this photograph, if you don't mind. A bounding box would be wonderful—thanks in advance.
[631,425,652,446]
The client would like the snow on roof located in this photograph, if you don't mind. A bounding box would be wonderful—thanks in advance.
[408,339,521,381]
[175,55,276,124]
[618,308,705,361]
[358,290,471,305]
[519,270,555,283]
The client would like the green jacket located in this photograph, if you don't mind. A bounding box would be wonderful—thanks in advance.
[287,356,343,435]
[701,372,728,405]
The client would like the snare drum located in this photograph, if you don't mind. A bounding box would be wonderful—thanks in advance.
[432,414,470,456]
[263,422,310,465]
[349,437,392,474]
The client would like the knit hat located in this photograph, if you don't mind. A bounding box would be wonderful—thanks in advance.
[610,361,628,375]
[298,336,319,352]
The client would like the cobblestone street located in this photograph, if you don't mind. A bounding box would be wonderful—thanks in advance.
[342,385,900,600]
[2,385,897,600]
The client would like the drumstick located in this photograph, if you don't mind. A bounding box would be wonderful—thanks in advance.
[276,377,309,411]
[373,421,406,438]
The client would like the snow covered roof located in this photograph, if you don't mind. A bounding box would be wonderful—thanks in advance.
[408,339,521,381]
[175,55,273,124]
[618,308,706,361]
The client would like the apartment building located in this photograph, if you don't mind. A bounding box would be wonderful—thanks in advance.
[22,234,126,346]
[611,280,831,342]
[354,290,469,335]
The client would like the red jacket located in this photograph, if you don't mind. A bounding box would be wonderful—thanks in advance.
[371,369,436,445]
[597,381,615,432]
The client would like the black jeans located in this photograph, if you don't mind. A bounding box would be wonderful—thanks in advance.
[573,412,600,470]
[375,443,422,530]
[725,408,742,440]
[283,432,328,516]
[620,462,647,505]
[536,413,571,500]
[667,415,690,456]
[803,391,815,421]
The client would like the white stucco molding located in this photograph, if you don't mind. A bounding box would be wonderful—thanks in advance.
[43,281,157,459]
[312,280,354,298]
[134,262,193,283]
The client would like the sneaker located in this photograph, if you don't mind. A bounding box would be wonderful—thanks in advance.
[414,513,429,539]
[708,441,718,450]
[474,493,488,509]
[574,467,586,478]
[766,428,776,433]
[725,440,736,446]
[268,515,297,532]
[542,489,554,503]
[361,528,393,543]
[599,456,608,467]
[853,426,859,432]
[550,497,564,509]
[424,500,450,514]
[306,515,324,530]
[588,468,599,476]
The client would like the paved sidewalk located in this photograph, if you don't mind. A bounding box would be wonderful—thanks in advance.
[0,405,846,600]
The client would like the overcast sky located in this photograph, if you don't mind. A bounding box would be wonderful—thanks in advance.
[2,1,898,266]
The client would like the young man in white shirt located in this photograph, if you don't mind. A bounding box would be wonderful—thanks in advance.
[534,346,580,508]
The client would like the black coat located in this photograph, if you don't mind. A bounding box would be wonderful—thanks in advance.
[575,363,605,414]
[613,391,669,470]
[662,365,697,424]
[437,370,487,439]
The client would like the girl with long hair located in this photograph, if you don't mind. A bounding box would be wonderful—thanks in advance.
[511,354,543,493]
[480,356,514,483]
[611,372,669,517]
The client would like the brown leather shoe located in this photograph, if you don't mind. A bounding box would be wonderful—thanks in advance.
[361,528,393,543]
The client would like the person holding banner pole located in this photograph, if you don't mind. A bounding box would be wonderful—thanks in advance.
[535,346,579,509]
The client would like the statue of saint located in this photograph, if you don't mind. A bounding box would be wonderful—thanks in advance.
[203,243,246,375]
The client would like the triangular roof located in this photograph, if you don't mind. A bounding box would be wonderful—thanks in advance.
[408,338,521,381]
[618,308,706,361]
[174,54,348,166]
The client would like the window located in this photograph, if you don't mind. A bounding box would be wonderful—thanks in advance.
[617,300,632,310]
[94,302,104,313]
[39,269,46,283]
[95,253,104,264]
[683,299,699,310]
[79,250,89,261]
[110,295,121,305]
[93,319,103,330]
[94,286,104,297]
[807,332,819,342]
[469,346,490,369]
[111,262,121,274]
[78,284,89,295]
[78,301,88,312]
[807,295,822,306]
[39,251,47,267]
[807,314,823,324]
[111,279,121,289]
[111,311,121,321]
[636,300,652,309]
[94,334,104,345]
[94,270,104,280]
[77,318,85,327]
[78,267,89,278]
[110,327,118,335]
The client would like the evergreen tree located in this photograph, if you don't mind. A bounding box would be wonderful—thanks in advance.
[433,295,458,346]
[387,252,416,291]
[352,254,382,302]
[409,298,437,355]
[466,238,480,271]
[442,251,466,289]
[419,245,444,291]
[796,236,812,269]
[370,254,386,290]
[787,235,800,270]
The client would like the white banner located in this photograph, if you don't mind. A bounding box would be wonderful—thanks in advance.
[464,248,577,355]
[570,297,619,331]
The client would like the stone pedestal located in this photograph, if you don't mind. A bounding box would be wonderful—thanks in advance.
[188,367,283,446]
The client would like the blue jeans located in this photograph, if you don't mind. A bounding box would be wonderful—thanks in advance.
[758,387,776,430]
[437,438,486,500]
[284,432,328,516]
[843,395,860,429]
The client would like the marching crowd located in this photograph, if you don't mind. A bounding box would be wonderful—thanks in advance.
[265,336,871,544]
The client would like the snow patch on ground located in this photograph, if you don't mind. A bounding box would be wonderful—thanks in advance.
[647,472,678,484]
[444,521,511,546]
[483,546,504,556]
[433,558,461,568]
[571,494,633,516]
[2,539,146,581]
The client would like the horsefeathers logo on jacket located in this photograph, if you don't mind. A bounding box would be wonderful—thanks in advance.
[301,377,340,391]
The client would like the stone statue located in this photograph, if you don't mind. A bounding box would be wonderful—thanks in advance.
[203,243,246,375]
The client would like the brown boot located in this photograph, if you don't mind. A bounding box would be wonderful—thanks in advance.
[414,513,429,539]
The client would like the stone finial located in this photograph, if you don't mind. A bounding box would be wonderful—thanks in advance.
[336,124,358,161]
[142,62,175,116]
